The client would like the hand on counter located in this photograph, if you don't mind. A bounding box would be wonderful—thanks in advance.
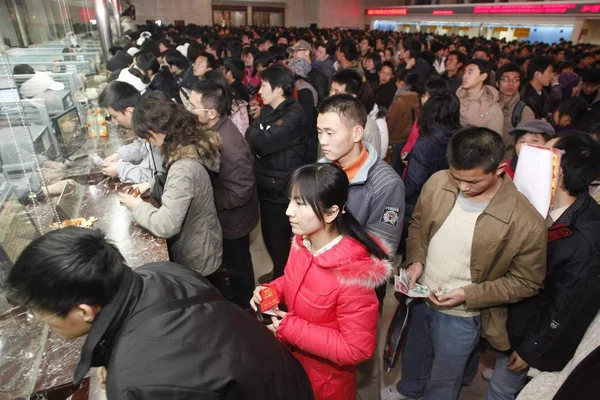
[133,182,151,195]
[102,162,120,177]
[118,192,143,211]
[104,152,122,164]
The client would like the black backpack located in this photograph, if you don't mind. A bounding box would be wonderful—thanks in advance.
[511,101,527,128]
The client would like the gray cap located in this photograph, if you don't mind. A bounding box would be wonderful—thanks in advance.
[509,119,555,137]
[287,40,312,53]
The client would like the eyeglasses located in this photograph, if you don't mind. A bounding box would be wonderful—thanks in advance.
[500,77,521,84]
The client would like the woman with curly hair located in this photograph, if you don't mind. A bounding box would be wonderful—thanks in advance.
[119,91,223,279]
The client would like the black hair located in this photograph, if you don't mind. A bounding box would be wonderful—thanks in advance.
[109,45,124,56]
[420,50,435,67]
[559,60,576,73]
[582,68,600,84]
[472,46,490,59]
[418,91,460,138]
[140,39,161,57]
[135,51,161,75]
[187,42,206,63]
[13,64,35,75]
[288,164,390,260]
[127,66,150,84]
[195,52,218,70]
[99,80,141,112]
[527,56,553,82]
[6,227,126,315]
[223,57,245,81]
[242,46,258,58]
[422,77,449,97]
[164,50,190,70]
[498,53,515,63]
[496,63,524,85]
[364,52,382,70]
[448,50,468,67]
[402,37,422,59]
[337,39,359,62]
[466,59,492,79]
[379,61,395,73]
[254,51,273,70]
[447,126,505,174]
[191,79,231,116]
[556,97,590,126]
[553,131,600,196]
[318,94,367,129]
[332,69,363,97]
[260,64,295,97]
[583,108,600,136]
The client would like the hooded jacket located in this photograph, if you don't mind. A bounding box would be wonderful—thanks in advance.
[269,235,392,399]
[73,262,314,399]
[133,144,222,276]
[246,97,309,203]
[456,85,504,135]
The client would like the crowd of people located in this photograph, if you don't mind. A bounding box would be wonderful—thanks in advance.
[5,22,600,400]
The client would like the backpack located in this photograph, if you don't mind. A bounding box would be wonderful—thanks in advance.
[511,101,527,128]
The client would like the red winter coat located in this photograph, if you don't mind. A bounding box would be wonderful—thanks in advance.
[269,235,392,400]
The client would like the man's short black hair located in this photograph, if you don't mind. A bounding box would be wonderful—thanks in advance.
[402,37,422,59]
[260,64,295,98]
[6,227,126,316]
[498,53,515,63]
[527,56,553,82]
[472,46,490,58]
[337,39,359,62]
[318,94,367,129]
[99,81,141,112]
[223,57,245,81]
[187,42,206,63]
[496,63,524,85]
[13,64,35,75]
[448,50,468,67]
[191,79,231,117]
[332,69,363,97]
[553,131,600,196]
[165,50,190,70]
[466,59,492,79]
[379,61,395,73]
[447,127,505,174]
[582,68,600,84]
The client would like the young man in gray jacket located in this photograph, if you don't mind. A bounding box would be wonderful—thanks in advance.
[317,94,405,399]
[99,81,164,182]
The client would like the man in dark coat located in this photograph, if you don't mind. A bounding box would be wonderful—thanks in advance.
[6,227,314,400]
[191,80,260,309]
[487,132,600,400]
[246,64,309,283]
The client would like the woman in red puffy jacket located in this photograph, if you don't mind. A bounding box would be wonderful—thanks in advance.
[250,163,392,400]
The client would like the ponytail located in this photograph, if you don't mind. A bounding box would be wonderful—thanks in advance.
[336,208,390,261]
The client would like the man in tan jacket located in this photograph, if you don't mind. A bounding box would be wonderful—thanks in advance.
[382,126,546,400]
[457,59,504,136]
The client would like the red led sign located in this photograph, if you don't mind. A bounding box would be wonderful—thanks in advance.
[581,4,600,13]
[473,4,576,14]
[432,10,454,16]
[366,8,407,16]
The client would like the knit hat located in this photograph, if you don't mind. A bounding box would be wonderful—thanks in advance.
[19,72,65,98]
[117,68,148,94]
[290,57,312,78]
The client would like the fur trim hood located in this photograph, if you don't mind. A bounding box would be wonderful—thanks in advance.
[165,130,221,172]
[292,235,392,289]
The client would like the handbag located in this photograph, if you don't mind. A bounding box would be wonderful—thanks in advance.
[383,295,414,373]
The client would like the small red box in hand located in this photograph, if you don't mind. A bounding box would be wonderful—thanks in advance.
[260,287,280,313]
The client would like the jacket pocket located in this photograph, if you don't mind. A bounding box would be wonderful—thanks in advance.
[297,286,337,324]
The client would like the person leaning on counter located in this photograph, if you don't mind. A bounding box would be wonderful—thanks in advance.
[5,227,314,399]
[117,92,224,286]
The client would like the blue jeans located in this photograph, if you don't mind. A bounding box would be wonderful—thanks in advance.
[486,352,528,400]
[397,301,481,400]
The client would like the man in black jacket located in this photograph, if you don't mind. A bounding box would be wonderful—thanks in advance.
[191,80,259,308]
[246,64,309,283]
[486,131,600,400]
[6,227,314,400]
[520,56,553,121]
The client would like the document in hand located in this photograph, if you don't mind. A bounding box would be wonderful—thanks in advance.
[513,144,562,218]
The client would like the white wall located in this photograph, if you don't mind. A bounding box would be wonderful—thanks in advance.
[133,0,212,25]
